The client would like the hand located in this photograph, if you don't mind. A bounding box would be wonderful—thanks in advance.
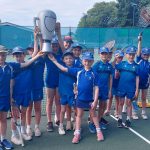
[134,90,139,100]
[34,26,40,39]
[36,51,45,57]
[55,22,61,33]
[48,53,56,62]
[91,101,97,110]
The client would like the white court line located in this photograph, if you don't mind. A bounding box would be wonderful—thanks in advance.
[110,115,150,145]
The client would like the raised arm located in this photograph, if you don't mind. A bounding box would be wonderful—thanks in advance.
[137,34,142,57]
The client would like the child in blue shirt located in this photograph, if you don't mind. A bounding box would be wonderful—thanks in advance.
[92,47,113,129]
[48,52,104,144]
[134,35,150,120]
[117,46,139,128]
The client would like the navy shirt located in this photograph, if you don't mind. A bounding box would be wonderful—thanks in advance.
[31,57,45,89]
[136,56,150,86]
[73,57,83,68]
[44,54,62,88]
[116,61,139,92]
[0,62,20,97]
[93,61,113,92]
[68,68,99,102]
[58,65,77,96]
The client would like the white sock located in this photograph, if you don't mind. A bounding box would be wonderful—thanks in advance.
[74,130,80,135]
[21,126,26,134]
[127,116,131,120]
[142,109,146,114]
[12,130,17,137]
[1,135,5,142]
[59,123,63,128]
[27,125,31,129]
[118,115,122,119]
[35,124,39,129]
[96,128,101,133]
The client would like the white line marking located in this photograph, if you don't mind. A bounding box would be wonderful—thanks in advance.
[110,114,150,145]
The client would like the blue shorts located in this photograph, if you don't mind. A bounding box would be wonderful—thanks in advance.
[118,90,135,100]
[13,93,31,107]
[45,77,59,89]
[76,100,92,109]
[139,83,149,90]
[99,90,108,101]
[112,88,119,96]
[60,95,74,107]
[31,89,43,101]
[0,96,10,112]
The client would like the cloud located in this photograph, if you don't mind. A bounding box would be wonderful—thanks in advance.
[0,0,116,26]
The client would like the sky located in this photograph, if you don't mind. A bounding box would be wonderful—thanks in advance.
[0,0,116,27]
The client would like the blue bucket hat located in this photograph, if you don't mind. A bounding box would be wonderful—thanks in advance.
[71,43,82,49]
[141,48,150,55]
[51,38,59,44]
[62,49,74,58]
[82,52,94,60]
[114,50,124,57]
[26,43,34,50]
[126,46,137,54]
[12,46,25,54]
[99,47,109,54]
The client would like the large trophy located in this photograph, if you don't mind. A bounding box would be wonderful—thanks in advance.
[34,10,56,52]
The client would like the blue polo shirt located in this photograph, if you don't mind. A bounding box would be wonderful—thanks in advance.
[31,57,45,90]
[0,62,20,97]
[44,54,62,88]
[136,56,150,87]
[58,65,77,96]
[73,57,83,68]
[12,66,32,95]
[68,68,99,102]
[93,61,113,91]
[116,61,139,92]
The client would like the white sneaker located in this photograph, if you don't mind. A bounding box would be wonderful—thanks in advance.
[66,121,72,131]
[11,135,22,145]
[132,113,139,120]
[122,106,127,113]
[26,127,33,137]
[34,127,41,137]
[22,133,32,141]
[58,126,65,135]
[141,113,148,120]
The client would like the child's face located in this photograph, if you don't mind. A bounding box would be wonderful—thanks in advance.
[141,54,149,60]
[63,55,74,66]
[116,56,123,63]
[13,53,25,63]
[52,43,59,53]
[99,52,108,62]
[27,49,34,56]
[0,53,6,65]
[82,59,94,68]
[64,41,71,49]
[126,53,135,62]
[108,52,113,62]
[72,48,81,58]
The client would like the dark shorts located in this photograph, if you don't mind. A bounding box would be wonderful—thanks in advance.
[99,90,108,101]
[60,95,74,107]
[13,93,31,107]
[31,88,43,101]
[76,100,92,109]
[139,83,149,90]
[112,88,119,96]
[0,96,10,112]
[118,90,135,100]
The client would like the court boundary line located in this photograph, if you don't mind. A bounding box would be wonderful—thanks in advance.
[110,115,150,145]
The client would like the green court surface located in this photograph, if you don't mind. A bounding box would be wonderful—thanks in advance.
[6,109,150,150]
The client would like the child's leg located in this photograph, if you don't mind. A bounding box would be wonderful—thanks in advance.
[0,112,7,141]
[21,107,27,134]
[105,96,113,115]
[126,99,132,120]
[26,102,33,128]
[98,101,107,122]
[75,108,84,131]
[34,101,42,126]
[114,96,119,117]
[118,97,125,119]
[60,105,67,125]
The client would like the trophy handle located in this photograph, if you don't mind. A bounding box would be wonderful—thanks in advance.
[33,17,39,28]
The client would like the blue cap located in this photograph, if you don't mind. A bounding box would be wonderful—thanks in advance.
[82,52,94,60]
[141,48,150,55]
[27,43,34,50]
[12,46,25,54]
[71,43,82,49]
[51,38,59,44]
[62,49,74,58]
[99,47,109,53]
[114,50,124,57]
[126,46,137,54]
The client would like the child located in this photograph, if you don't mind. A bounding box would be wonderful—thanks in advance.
[26,31,45,137]
[117,46,139,128]
[92,47,113,130]
[63,36,73,50]
[134,35,150,120]
[105,50,124,118]
[11,46,43,145]
[49,52,104,143]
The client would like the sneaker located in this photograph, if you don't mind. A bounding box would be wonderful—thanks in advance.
[47,122,54,132]
[101,117,109,125]
[72,134,81,144]
[58,126,65,135]
[141,113,148,120]
[88,122,96,134]
[34,127,41,137]
[100,122,107,130]
[26,127,33,137]
[66,121,72,131]
[1,139,13,150]
[11,135,22,145]
[132,113,139,120]
[97,131,104,141]
[22,133,32,141]
[122,106,127,113]
[117,119,123,128]
[124,119,131,128]
[0,145,3,150]
[55,120,60,127]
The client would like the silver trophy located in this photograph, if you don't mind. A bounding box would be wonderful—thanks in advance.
[34,10,57,52]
